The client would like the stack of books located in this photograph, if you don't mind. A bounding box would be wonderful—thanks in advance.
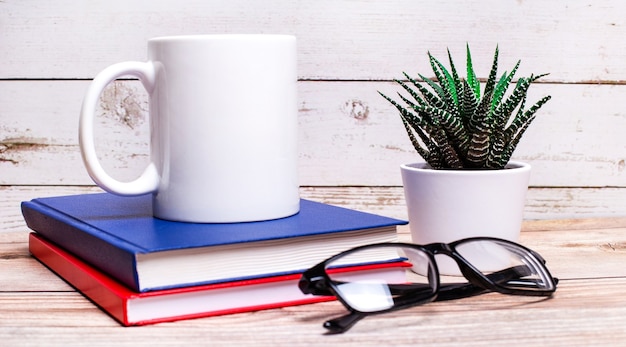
[22,193,407,326]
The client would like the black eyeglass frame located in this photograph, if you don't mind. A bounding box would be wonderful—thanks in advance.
[299,237,558,332]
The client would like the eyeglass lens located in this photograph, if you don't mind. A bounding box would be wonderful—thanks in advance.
[454,239,555,292]
[324,245,438,313]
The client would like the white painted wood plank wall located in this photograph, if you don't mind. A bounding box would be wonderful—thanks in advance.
[1,0,625,220]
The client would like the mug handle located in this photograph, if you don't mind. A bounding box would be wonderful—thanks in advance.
[79,61,160,196]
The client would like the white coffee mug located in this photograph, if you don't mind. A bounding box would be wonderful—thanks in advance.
[79,35,300,223]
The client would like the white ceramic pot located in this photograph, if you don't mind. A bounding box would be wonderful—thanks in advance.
[400,161,531,274]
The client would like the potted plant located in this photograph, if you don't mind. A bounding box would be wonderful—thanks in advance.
[380,45,551,272]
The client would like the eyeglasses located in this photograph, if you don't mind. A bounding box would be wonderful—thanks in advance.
[298,237,558,333]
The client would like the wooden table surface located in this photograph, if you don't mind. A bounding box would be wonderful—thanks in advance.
[2,187,626,346]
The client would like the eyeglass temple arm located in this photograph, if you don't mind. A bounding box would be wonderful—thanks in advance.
[381,264,531,298]
[323,310,365,334]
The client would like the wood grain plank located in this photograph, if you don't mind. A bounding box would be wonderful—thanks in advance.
[2,0,626,82]
[300,186,626,220]
[3,186,626,234]
[1,279,625,346]
[2,81,625,188]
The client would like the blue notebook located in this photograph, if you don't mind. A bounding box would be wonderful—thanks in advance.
[22,193,406,292]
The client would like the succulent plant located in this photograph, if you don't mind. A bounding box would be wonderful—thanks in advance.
[380,45,551,169]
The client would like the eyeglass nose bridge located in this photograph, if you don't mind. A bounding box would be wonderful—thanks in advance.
[425,242,455,256]
[424,242,494,286]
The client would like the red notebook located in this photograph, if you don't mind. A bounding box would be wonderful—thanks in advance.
[29,233,408,326]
